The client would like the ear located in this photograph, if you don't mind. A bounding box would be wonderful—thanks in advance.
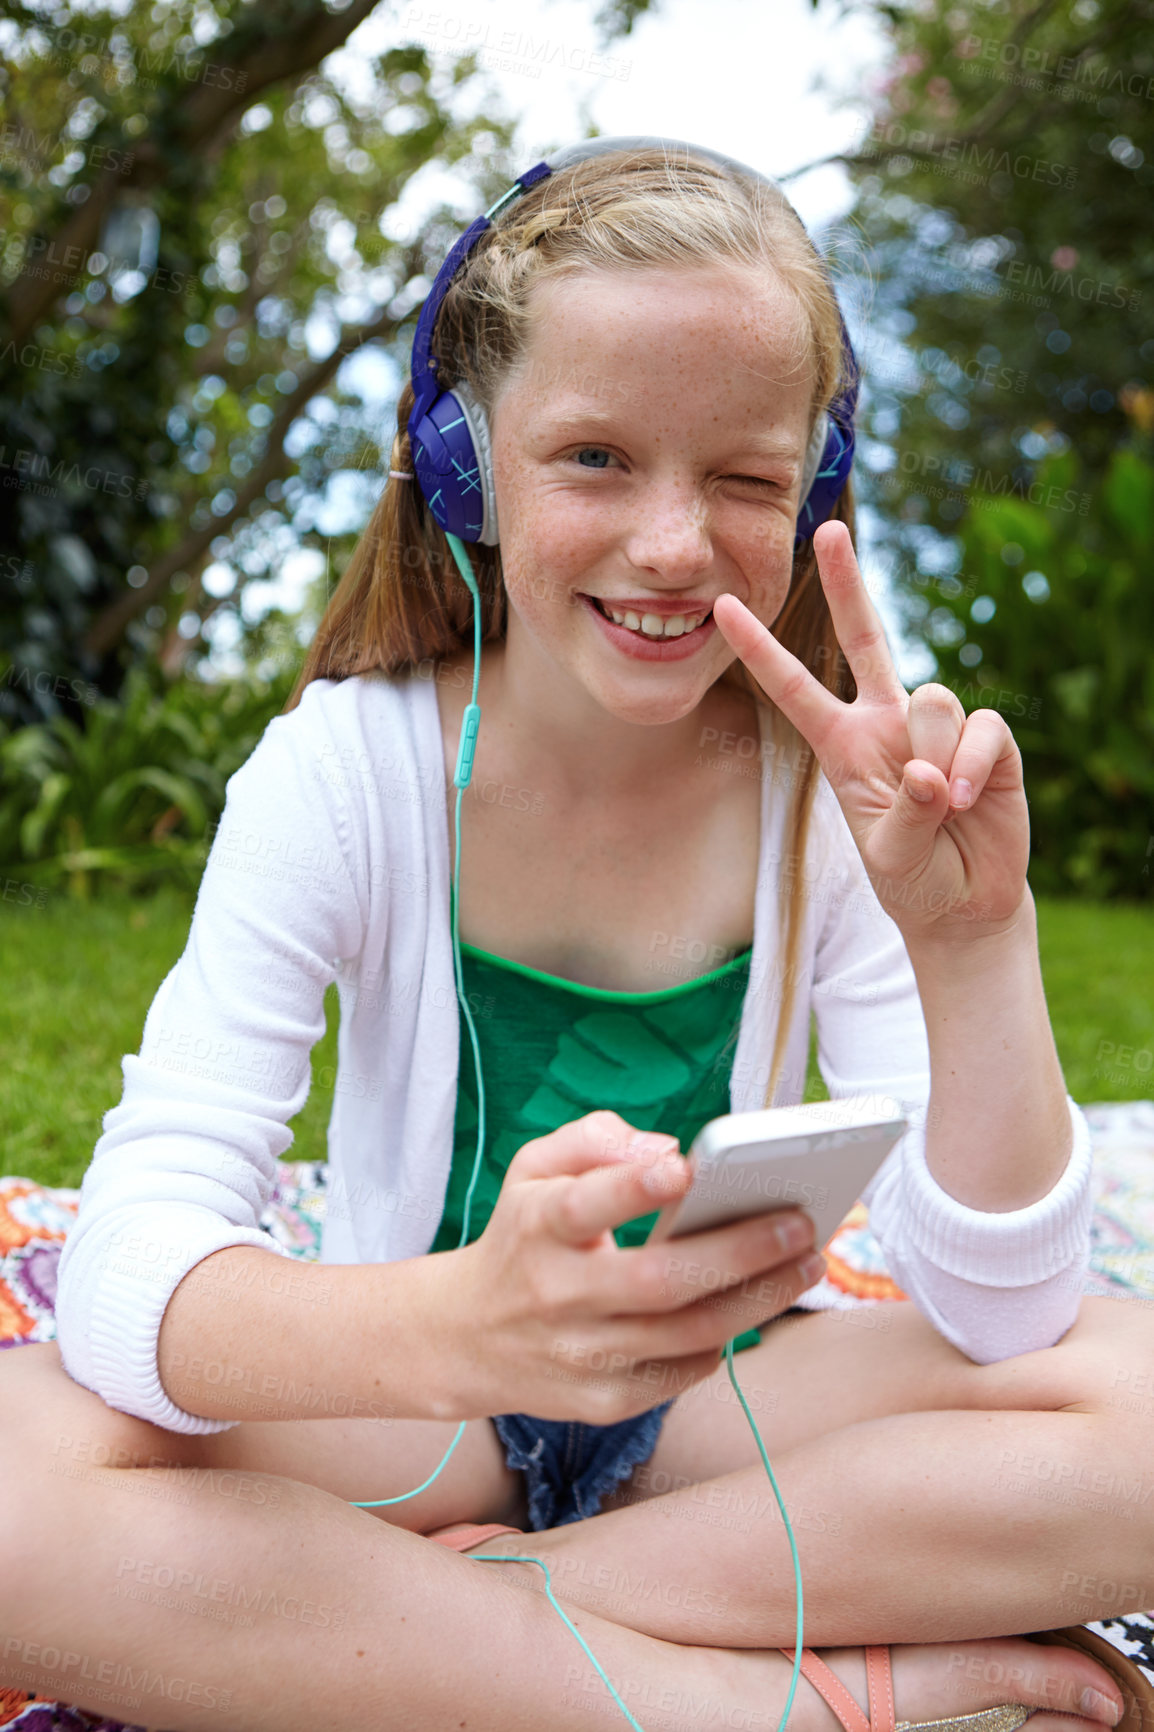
[452,380,499,546]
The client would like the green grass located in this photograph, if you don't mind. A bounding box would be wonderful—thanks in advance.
[0,886,340,1189]
[2,888,1150,1190]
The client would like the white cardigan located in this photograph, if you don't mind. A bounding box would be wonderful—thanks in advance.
[55,671,1094,1434]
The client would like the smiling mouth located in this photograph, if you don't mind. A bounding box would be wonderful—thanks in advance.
[585,596,715,639]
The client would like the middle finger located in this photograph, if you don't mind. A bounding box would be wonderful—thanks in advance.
[906,680,967,782]
[607,1208,818,1316]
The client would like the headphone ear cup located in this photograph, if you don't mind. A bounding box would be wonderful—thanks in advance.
[452,381,499,546]
[409,381,496,544]
[794,411,854,550]
[794,413,831,550]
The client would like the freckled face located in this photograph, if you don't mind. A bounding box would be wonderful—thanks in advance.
[488,263,818,725]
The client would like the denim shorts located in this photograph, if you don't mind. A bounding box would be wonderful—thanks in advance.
[491,1400,675,1530]
[491,1312,812,1530]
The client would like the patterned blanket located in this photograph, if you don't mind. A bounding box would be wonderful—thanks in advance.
[2,1099,1153,1729]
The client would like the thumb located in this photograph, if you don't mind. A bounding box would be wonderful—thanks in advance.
[872,759,949,875]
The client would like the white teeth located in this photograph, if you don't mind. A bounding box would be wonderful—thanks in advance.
[604,604,707,638]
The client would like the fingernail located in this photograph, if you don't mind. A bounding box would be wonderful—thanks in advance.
[1081,1688,1122,1725]
[775,1213,814,1255]
[798,1251,827,1284]
[906,775,934,803]
[950,778,973,809]
[627,1131,678,1160]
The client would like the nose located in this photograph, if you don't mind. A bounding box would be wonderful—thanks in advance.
[620,473,713,584]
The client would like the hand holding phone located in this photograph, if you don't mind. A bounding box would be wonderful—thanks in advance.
[645,1094,908,1250]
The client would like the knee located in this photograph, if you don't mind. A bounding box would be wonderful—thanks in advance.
[0,1341,204,1474]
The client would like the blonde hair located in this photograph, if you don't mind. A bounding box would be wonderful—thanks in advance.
[286,145,858,1109]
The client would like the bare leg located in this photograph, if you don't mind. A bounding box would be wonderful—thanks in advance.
[0,1342,828,1732]
[0,1342,1131,1732]
[180,1361,533,1533]
[465,1297,1154,1648]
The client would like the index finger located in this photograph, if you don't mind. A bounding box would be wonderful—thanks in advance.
[810,520,906,706]
[712,588,839,748]
[604,1205,819,1315]
[509,1112,678,1183]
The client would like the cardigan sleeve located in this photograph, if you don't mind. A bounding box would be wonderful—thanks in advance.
[802,779,1093,1363]
[55,680,369,1433]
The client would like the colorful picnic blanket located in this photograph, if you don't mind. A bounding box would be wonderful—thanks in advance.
[2,1099,1153,1729]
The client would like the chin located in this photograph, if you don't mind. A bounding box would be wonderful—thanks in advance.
[580,661,715,726]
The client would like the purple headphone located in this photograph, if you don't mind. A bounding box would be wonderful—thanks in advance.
[406,136,858,554]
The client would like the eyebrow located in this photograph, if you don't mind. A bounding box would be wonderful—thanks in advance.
[543,409,625,432]
[542,409,804,461]
[739,431,806,458]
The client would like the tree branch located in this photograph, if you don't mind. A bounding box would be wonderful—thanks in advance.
[83,298,404,657]
[781,0,1118,188]
[2,0,381,344]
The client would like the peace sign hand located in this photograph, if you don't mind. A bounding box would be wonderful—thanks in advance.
[713,521,1030,946]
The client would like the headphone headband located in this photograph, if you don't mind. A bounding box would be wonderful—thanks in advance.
[406,136,858,551]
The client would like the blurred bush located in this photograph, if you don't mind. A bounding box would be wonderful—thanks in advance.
[0,663,294,896]
[833,0,1152,900]
[896,444,1154,898]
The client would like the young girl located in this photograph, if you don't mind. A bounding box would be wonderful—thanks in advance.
[3,139,1151,1732]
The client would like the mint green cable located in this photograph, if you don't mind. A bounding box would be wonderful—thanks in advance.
[723,1337,804,1732]
[349,531,806,1732]
[349,532,484,1512]
[473,1346,804,1732]
[469,1341,803,1732]
[466,1552,649,1732]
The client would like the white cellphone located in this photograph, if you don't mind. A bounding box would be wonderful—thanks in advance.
[645,1094,908,1251]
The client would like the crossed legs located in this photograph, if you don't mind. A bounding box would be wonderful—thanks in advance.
[0,1292,1149,1731]
[469,1294,1154,1648]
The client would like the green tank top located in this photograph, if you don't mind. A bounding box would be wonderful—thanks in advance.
[430,892,764,1354]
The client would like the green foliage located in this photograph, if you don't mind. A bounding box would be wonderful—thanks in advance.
[831,0,1153,900]
[896,445,1154,898]
[844,0,1153,514]
[0,1,525,713]
[0,662,294,894]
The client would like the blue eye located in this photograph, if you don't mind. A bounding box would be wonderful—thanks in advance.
[575,448,613,469]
